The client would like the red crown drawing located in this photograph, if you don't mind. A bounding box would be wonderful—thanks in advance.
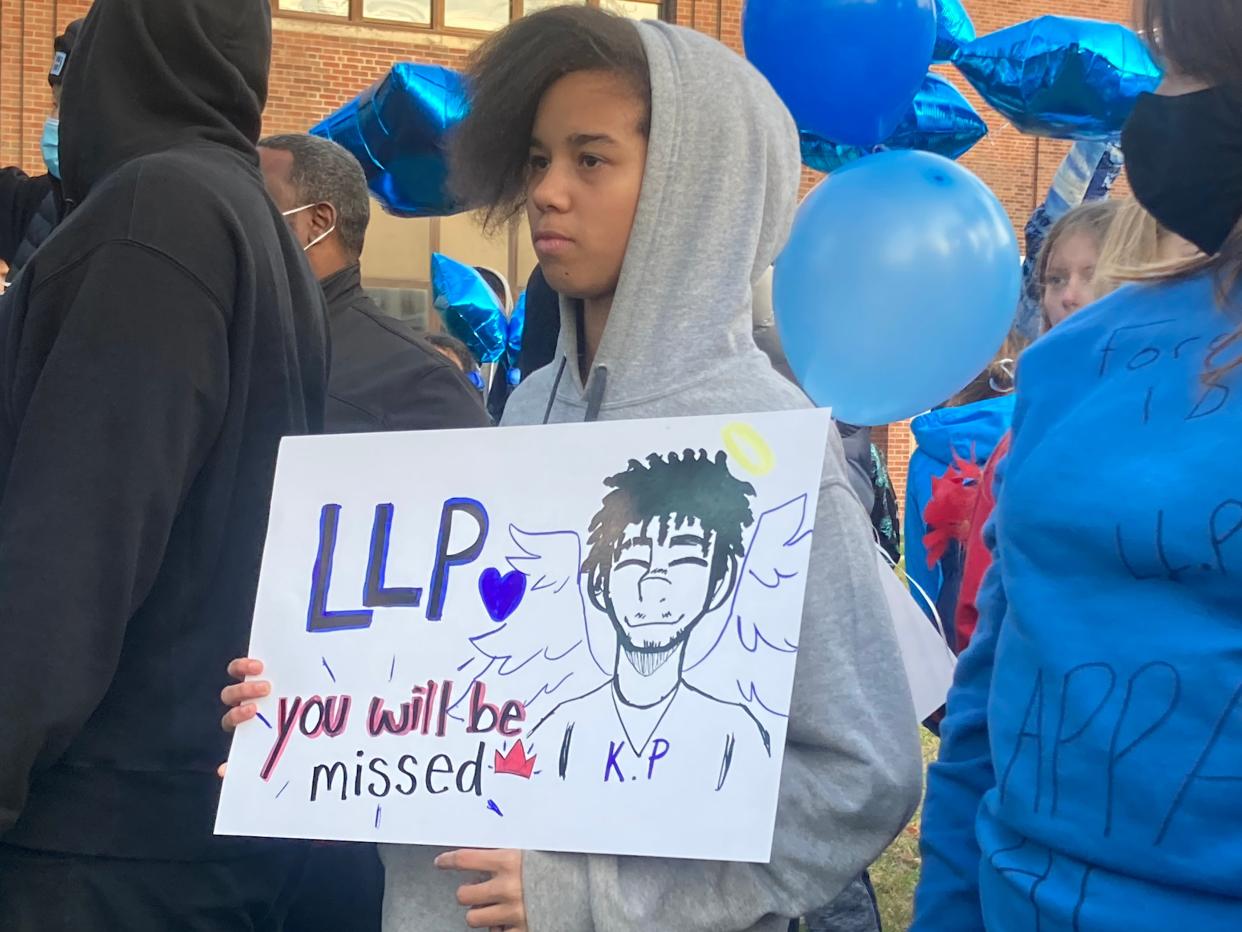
[494,740,537,779]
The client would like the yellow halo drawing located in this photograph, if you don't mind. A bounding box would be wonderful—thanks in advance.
[722,422,775,477]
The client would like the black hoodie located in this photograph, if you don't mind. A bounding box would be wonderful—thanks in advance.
[0,0,328,859]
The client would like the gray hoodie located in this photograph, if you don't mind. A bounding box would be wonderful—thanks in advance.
[381,20,922,932]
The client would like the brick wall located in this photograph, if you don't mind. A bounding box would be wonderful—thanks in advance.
[875,420,916,508]
[6,0,1132,226]
[3,0,1132,506]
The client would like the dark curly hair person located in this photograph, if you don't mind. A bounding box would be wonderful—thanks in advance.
[219,7,923,931]
[583,449,756,612]
[525,449,771,793]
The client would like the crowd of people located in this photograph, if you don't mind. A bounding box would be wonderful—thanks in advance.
[0,0,1238,930]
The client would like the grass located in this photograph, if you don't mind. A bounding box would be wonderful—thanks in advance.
[870,730,940,930]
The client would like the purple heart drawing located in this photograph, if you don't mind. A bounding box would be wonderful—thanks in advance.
[478,568,526,622]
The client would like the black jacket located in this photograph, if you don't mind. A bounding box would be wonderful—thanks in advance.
[515,264,562,379]
[0,0,328,859]
[0,169,60,283]
[322,264,489,433]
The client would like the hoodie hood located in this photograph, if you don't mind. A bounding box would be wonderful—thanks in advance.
[910,394,1015,466]
[514,20,802,418]
[59,0,270,204]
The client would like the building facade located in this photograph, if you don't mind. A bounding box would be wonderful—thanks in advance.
[0,0,1133,497]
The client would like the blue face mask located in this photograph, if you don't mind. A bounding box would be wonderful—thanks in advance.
[41,117,60,179]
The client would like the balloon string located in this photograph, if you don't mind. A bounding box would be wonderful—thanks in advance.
[876,542,948,643]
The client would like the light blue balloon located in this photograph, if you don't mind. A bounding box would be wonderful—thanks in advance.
[743,0,936,148]
[774,150,1020,426]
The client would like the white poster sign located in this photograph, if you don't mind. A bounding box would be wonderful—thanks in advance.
[874,551,958,721]
[216,410,832,862]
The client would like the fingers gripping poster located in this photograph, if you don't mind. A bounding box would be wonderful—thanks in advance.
[216,410,832,862]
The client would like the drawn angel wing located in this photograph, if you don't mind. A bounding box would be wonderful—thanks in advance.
[684,494,813,725]
[453,525,609,721]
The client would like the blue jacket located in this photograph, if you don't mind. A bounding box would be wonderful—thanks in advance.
[914,273,1242,931]
[905,394,1014,619]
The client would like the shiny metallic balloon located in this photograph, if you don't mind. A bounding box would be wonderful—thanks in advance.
[933,0,975,64]
[431,254,508,365]
[952,15,1162,141]
[312,63,470,218]
[801,73,987,174]
[506,291,526,372]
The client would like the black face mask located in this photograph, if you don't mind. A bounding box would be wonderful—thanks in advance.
[1121,86,1242,256]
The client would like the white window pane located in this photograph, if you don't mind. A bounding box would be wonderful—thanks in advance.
[599,0,660,19]
[279,0,349,14]
[444,0,511,30]
[363,0,432,23]
[523,0,585,13]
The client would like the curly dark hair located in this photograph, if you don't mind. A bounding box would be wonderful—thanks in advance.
[449,5,651,234]
[583,450,756,603]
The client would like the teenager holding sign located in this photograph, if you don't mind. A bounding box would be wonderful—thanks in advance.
[915,0,1242,928]
[223,7,922,931]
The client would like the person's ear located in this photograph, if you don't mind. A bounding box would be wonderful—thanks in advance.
[706,555,738,614]
[310,201,338,239]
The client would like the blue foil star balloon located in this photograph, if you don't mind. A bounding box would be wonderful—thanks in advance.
[886,73,988,158]
[431,254,507,365]
[933,0,976,64]
[801,73,987,174]
[312,63,470,218]
[800,134,868,176]
[506,291,526,372]
[952,15,1162,141]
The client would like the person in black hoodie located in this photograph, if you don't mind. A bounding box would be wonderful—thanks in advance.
[260,133,489,434]
[0,19,82,284]
[0,1,327,928]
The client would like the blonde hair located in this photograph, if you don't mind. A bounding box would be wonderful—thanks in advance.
[1035,201,1120,330]
[1093,198,1203,298]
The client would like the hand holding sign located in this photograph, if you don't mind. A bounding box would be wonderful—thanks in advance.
[215,412,834,862]
[435,848,526,931]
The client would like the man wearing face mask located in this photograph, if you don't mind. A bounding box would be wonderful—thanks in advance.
[0,20,82,284]
[257,135,486,932]
[259,134,489,434]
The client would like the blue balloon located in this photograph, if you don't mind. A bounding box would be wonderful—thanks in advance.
[744,0,936,148]
[952,15,1162,141]
[312,63,470,217]
[801,73,988,173]
[506,291,526,372]
[774,151,1020,425]
[933,0,976,64]
[431,254,507,365]
[799,134,868,176]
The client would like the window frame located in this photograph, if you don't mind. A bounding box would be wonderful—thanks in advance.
[274,0,670,36]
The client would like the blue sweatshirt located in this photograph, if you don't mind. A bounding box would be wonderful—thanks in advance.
[905,394,1014,618]
[914,272,1242,931]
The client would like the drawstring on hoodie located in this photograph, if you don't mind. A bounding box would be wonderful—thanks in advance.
[541,357,610,424]
[542,357,567,425]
